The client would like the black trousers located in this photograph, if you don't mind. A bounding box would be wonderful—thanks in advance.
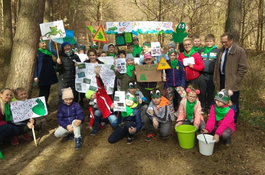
[39,85,51,104]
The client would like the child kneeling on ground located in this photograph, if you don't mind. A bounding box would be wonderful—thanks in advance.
[54,87,84,150]
[143,88,173,141]
[202,89,236,146]
[108,92,142,144]
[175,86,205,130]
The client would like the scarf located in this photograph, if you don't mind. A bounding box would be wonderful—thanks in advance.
[183,48,195,58]
[4,103,12,122]
[204,45,216,54]
[186,99,197,120]
[121,106,133,117]
[38,48,52,56]
[192,46,201,52]
[126,64,134,77]
[108,53,115,57]
[214,105,230,121]
[170,59,178,69]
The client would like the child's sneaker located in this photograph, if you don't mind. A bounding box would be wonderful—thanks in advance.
[90,128,99,135]
[127,137,133,144]
[22,133,31,140]
[66,134,73,141]
[75,137,82,150]
[160,135,169,140]
[11,136,19,145]
[145,133,155,142]
[225,139,232,146]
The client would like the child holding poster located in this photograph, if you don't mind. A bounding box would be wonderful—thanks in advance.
[114,54,136,91]
[10,87,42,145]
[163,49,186,116]
[54,87,84,150]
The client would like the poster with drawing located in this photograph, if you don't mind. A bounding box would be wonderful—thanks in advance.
[135,64,162,82]
[106,22,132,34]
[98,56,114,65]
[151,42,161,56]
[115,58,127,74]
[75,63,115,94]
[39,20,66,40]
[10,96,48,123]
[113,91,126,112]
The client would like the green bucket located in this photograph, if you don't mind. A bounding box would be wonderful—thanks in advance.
[175,125,197,149]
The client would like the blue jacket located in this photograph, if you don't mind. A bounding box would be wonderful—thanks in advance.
[164,60,185,89]
[57,102,84,129]
[119,109,142,133]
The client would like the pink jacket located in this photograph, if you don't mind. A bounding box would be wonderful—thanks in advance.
[205,104,236,136]
[177,97,204,126]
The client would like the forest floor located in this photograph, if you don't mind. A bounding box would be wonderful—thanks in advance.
[0,85,265,175]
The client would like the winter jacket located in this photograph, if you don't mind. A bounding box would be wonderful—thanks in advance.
[164,60,186,89]
[178,52,204,81]
[115,68,136,91]
[95,75,114,119]
[119,108,142,133]
[56,51,81,96]
[177,97,204,126]
[146,96,172,123]
[34,50,58,86]
[132,45,142,57]
[57,102,84,129]
[213,43,248,91]
[205,104,236,136]
[199,47,219,74]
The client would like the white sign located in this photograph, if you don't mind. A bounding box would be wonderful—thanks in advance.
[98,56,114,65]
[75,63,115,94]
[77,54,88,62]
[115,58,127,74]
[113,91,126,112]
[183,57,195,66]
[40,20,66,40]
[134,57,140,65]
[106,22,133,33]
[10,96,48,123]
[151,42,161,56]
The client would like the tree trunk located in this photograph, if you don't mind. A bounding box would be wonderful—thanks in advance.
[5,0,45,98]
[43,0,50,22]
[3,0,13,80]
[225,0,242,43]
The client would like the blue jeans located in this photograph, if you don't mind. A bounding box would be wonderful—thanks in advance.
[93,110,118,130]
[0,124,20,142]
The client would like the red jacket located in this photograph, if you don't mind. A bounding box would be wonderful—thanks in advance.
[178,52,204,81]
[95,76,113,119]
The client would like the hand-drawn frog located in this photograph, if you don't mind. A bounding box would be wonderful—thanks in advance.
[32,99,47,116]
[44,25,64,38]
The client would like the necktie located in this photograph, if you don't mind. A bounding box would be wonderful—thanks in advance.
[222,49,229,74]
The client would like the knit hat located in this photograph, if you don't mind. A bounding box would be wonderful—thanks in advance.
[61,42,71,51]
[214,89,233,104]
[126,53,134,61]
[62,87,74,100]
[144,53,152,59]
[85,90,96,100]
[90,44,98,49]
[133,37,139,41]
[168,42,176,49]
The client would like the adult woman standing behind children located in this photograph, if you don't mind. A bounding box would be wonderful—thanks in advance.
[56,42,81,105]
[0,88,20,145]
[178,37,204,89]
[34,39,58,107]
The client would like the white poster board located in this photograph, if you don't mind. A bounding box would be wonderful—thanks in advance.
[115,58,126,74]
[40,20,66,40]
[134,57,140,65]
[98,56,115,65]
[151,42,161,56]
[183,57,195,66]
[113,91,126,112]
[106,22,132,33]
[10,96,48,123]
[75,63,115,94]
[77,54,88,62]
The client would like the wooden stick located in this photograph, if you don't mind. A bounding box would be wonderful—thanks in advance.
[32,127,37,147]
[54,40,59,59]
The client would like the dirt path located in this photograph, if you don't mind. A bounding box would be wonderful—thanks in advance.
[1,85,265,175]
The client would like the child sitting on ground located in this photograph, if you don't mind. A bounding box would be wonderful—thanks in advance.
[11,88,42,145]
[108,91,142,144]
[85,66,118,135]
[202,89,236,146]
[175,86,205,130]
[54,87,84,150]
[143,88,173,141]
